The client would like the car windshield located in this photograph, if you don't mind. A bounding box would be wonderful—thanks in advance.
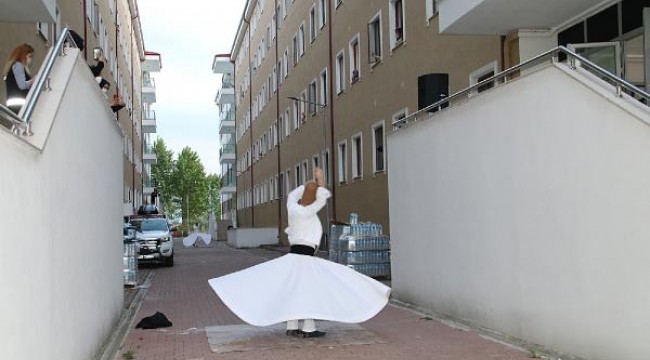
[134,219,168,232]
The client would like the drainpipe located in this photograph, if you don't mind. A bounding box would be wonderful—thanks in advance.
[242,17,254,227]
[82,1,88,60]
[274,0,282,242]
[327,0,337,221]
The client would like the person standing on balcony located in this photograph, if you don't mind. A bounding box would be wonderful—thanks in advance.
[3,44,34,114]
[209,168,391,338]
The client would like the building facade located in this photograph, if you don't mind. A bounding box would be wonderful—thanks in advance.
[229,0,500,239]
[0,0,161,217]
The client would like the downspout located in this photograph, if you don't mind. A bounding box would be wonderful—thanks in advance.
[327,0,337,220]
[82,0,88,60]
[244,18,255,227]
[274,0,282,242]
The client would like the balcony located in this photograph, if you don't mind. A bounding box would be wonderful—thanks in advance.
[219,109,236,135]
[143,175,155,195]
[212,54,234,75]
[219,143,236,164]
[143,52,162,73]
[0,0,55,22]
[215,87,235,106]
[143,144,157,164]
[220,174,236,195]
[142,110,157,133]
[438,0,601,34]
[142,77,156,104]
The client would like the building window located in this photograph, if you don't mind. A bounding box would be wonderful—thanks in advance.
[319,0,327,28]
[349,35,361,83]
[309,80,318,113]
[323,149,331,185]
[426,0,437,20]
[293,35,299,65]
[295,164,301,187]
[302,161,309,184]
[312,154,320,171]
[389,0,404,48]
[372,121,385,172]
[283,50,289,77]
[336,51,345,94]
[470,61,498,95]
[285,169,291,195]
[283,0,288,19]
[351,133,363,179]
[285,108,291,136]
[293,101,300,129]
[310,5,317,43]
[338,140,348,183]
[299,23,306,56]
[320,68,328,106]
[368,12,382,63]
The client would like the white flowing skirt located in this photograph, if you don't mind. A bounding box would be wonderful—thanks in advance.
[182,232,212,247]
[208,253,391,326]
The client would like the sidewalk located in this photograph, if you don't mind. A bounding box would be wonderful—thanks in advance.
[115,240,532,360]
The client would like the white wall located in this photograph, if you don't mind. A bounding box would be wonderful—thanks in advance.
[0,51,124,359]
[518,29,557,63]
[387,64,650,360]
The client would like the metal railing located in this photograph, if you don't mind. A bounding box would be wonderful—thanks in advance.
[220,109,236,122]
[143,77,156,88]
[143,110,156,120]
[393,46,650,129]
[1,28,79,136]
[220,143,236,157]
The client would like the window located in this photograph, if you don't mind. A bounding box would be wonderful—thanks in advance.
[312,154,320,171]
[285,108,291,136]
[285,169,291,195]
[309,80,318,114]
[293,35,298,65]
[302,161,309,184]
[338,141,347,183]
[283,49,289,77]
[389,0,405,48]
[470,61,498,95]
[372,121,385,172]
[279,173,285,198]
[319,0,327,28]
[293,100,300,129]
[426,0,437,20]
[283,0,288,18]
[323,149,331,185]
[351,133,363,179]
[278,115,285,143]
[37,22,49,41]
[336,51,345,94]
[310,6,317,43]
[299,23,306,56]
[300,92,307,123]
[320,68,328,106]
[295,164,301,187]
[349,35,360,83]
[368,12,382,63]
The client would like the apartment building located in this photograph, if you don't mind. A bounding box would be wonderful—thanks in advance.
[229,0,500,238]
[0,0,161,217]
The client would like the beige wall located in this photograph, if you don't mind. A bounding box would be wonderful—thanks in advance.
[232,0,500,239]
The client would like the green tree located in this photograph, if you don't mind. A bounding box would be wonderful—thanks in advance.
[151,138,177,215]
[207,173,222,218]
[173,147,208,227]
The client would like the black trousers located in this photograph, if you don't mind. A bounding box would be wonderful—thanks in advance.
[289,244,315,256]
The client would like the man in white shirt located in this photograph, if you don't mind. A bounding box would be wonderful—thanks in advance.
[285,167,330,338]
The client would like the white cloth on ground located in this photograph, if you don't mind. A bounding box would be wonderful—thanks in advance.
[208,253,391,326]
[182,232,212,247]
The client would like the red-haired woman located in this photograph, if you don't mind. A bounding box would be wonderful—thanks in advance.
[3,44,35,114]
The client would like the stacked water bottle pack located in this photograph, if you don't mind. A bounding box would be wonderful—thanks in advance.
[328,213,391,279]
[123,240,138,287]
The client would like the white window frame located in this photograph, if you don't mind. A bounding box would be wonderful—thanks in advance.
[312,154,320,171]
[338,140,348,184]
[388,0,405,50]
[348,34,361,83]
[302,160,309,184]
[283,49,289,77]
[335,50,345,94]
[319,0,327,29]
[372,120,386,173]
[426,0,437,22]
[322,148,331,185]
[368,11,382,64]
[469,60,498,95]
[299,23,306,56]
[309,79,318,114]
[293,101,300,129]
[285,169,291,195]
[285,108,291,136]
[310,5,317,43]
[295,164,301,187]
[320,68,328,106]
[351,132,363,179]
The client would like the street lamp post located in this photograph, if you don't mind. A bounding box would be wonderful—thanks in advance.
[288,96,332,246]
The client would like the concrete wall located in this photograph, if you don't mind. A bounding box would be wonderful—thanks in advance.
[0,51,124,360]
[227,227,279,249]
[387,64,650,360]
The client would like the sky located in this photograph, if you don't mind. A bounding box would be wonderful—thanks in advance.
[136,0,247,175]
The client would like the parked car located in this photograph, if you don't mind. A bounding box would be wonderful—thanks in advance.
[130,217,174,266]
[137,204,159,215]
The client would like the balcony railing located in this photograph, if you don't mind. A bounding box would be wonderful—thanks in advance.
[144,110,156,120]
[143,78,156,88]
[220,143,236,156]
[393,46,650,130]
[220,109,236,122]
[144,144,156,155]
